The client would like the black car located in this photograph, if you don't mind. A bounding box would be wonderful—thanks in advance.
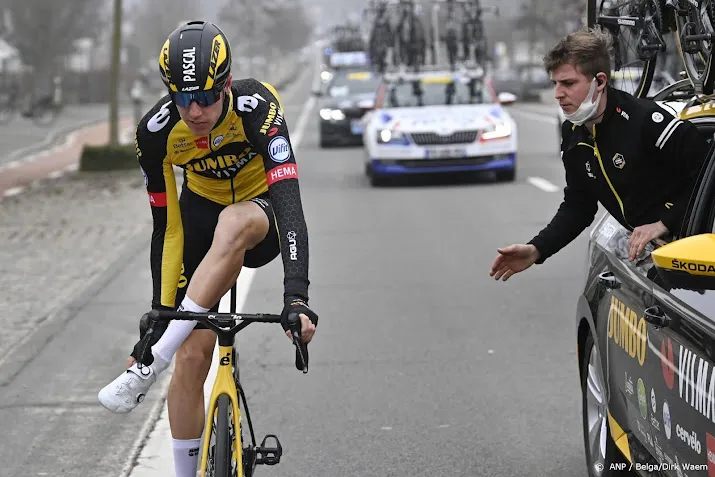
[315,70,382,148]
[576,103,715,476]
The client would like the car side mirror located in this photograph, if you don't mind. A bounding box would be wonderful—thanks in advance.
[652,234,715,290]
[498,92,517,105]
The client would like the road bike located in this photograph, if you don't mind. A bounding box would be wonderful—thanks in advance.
[138,288,309,477]
[588,0,715,96]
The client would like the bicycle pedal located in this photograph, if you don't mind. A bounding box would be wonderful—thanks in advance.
[255,434,282,466]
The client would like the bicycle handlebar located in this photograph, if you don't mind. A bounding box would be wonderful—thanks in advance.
[145,310,310,373]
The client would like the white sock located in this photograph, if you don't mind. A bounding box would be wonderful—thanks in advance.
[172,437,201,477]
[150,296,208,374]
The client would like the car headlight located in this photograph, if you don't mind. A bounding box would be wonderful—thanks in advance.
[480,122,512,141]
[377,129,409,145]
[319,108,346,121]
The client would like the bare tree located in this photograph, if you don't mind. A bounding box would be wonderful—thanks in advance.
[1,0,106,80]
[126,0,201,68]
[219,0,313,57]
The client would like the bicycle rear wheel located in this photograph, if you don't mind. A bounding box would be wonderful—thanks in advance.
[590,0,664,98]
[675,0,715,94]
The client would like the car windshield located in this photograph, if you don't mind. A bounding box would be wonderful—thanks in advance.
[328,71,382,97]
[382,77,493,107]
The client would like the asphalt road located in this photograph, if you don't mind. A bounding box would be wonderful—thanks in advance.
[0,69,594,476]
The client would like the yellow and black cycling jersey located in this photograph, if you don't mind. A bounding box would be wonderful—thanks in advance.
[135,78,309,309]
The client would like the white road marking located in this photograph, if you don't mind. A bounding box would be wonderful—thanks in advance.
[126,68,317,477]
[527,176,560,193]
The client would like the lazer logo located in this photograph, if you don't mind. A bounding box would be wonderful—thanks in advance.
[207,37,222,80]
[287,231,298,260]
[671,259,715,273]
[182,47,196,82]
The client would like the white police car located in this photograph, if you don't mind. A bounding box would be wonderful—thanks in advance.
[362,67,518,185]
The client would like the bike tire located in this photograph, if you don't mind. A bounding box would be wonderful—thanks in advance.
[214,394,233,477]
[675,0,715,94]
[596,0,662,98]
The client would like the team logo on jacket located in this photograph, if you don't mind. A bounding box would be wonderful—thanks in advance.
[268,136,291,163]
[612,153,625,169]
[652,112,664,123]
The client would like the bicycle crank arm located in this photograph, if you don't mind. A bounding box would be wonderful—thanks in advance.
[255,434,283,466]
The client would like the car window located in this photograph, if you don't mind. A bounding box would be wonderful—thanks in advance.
[328,72,382,97]
[382,77,492,107]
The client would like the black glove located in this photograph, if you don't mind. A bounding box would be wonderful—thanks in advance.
[129,310,169,365]
[280,297,318,332]
[281,298,318,373]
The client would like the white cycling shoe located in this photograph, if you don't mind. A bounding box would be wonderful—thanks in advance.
[98,362,157,414]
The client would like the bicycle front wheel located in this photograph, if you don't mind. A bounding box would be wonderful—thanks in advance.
[213,394,234,477]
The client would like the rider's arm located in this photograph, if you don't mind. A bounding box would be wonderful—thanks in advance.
[642,105,710,234]
[135,100,184,310]
[241,80,311,304]
[528,126,598,263]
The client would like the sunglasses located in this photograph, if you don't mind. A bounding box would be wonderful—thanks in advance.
[171,88,223,108]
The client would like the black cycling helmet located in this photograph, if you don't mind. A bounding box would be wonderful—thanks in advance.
[159,21,232,94]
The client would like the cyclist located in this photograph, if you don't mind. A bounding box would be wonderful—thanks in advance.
[490,28,710,281]
[97,21,319,477]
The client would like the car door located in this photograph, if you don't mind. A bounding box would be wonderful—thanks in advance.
[590,215,665,463]
[644,127,715,476]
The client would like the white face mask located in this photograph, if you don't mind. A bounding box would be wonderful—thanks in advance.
[563,78,603,126]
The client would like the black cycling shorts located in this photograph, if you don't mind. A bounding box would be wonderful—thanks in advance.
[175,186,280,324]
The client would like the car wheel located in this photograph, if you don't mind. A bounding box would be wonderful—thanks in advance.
[496,169,515,182]
[581,333,635,477]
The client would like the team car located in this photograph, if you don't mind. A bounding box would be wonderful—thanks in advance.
[315,69,381,147]
[575,94,715,476]
[361,66,518,186]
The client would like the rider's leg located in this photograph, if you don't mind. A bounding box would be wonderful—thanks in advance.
[153,191,270,376]
[98,190,271,420]
[167,193,271,476]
